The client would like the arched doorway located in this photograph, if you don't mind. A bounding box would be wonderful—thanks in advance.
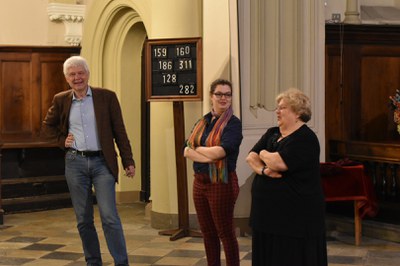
[81,1,149,201]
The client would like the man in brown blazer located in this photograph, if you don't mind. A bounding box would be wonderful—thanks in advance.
[42,56,135,266]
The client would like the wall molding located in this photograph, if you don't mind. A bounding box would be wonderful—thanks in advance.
[47,3,85,46]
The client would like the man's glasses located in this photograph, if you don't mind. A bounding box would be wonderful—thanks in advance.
[213,92,232,99]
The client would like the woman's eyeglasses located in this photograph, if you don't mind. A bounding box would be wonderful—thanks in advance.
[275,106,288,111]
[213,92,232,99]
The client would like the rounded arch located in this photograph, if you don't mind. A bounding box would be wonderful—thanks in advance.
[81,0,148,89]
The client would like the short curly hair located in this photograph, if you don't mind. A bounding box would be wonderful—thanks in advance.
[276,88,311,122]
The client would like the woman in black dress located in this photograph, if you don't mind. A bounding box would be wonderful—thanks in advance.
[246,88,327,266]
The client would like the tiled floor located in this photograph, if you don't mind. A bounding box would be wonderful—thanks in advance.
[0,202,400,265]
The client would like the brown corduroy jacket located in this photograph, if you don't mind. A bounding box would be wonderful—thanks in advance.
[41,86,135,181]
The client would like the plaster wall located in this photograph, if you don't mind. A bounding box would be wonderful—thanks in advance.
[0,0,66,45]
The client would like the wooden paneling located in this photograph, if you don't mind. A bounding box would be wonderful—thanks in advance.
[0,54,33,141]
[325,24,400,154]
[0,47,79,147]
[0,47,79,214]
[325,45,344,143]
[330,140,400,163]
[39,54,72,122]
[0,143,3,224]
[359,47,400,141]
[325,25,400,224]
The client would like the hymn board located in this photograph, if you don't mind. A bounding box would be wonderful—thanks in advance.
[145,38,203,241]
[145,38,202,101]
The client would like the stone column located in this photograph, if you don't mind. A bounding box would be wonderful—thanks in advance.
[344,0,361,24]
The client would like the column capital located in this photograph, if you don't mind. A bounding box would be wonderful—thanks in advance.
[47,3,86,46]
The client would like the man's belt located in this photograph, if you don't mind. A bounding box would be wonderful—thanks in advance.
[69,149,102,157]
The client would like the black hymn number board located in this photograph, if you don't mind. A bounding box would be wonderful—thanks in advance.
[145,38,203,101]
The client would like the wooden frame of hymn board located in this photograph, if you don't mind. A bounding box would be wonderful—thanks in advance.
[145,37,203,102]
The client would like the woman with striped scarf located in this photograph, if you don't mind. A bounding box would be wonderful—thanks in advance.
[184,79,243,266]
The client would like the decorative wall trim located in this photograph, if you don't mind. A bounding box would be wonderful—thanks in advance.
[47,3,86,46]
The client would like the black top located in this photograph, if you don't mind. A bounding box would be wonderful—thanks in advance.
[249,125,325,237]
[190,112,243,174]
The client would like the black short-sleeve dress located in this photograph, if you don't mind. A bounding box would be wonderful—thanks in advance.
[249,125,327,266]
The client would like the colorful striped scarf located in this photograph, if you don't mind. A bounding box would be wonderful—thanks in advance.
[187,106,233,183]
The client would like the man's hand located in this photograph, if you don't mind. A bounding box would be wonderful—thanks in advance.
[125,165,135,178]
[65,133,74,148]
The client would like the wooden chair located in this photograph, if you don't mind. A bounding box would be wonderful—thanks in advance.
[321,163,378,245]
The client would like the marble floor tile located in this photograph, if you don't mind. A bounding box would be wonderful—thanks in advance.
[1,203,400,265]
[131,247,175,257]
[152,256,201,265]
[0,256,34,265]
[1,249,51,259]
[21,243,65,251]
[130,255,163,265]
[40,251,84,261]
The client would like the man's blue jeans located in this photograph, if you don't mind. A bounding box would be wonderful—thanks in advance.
[65,150,129,266]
